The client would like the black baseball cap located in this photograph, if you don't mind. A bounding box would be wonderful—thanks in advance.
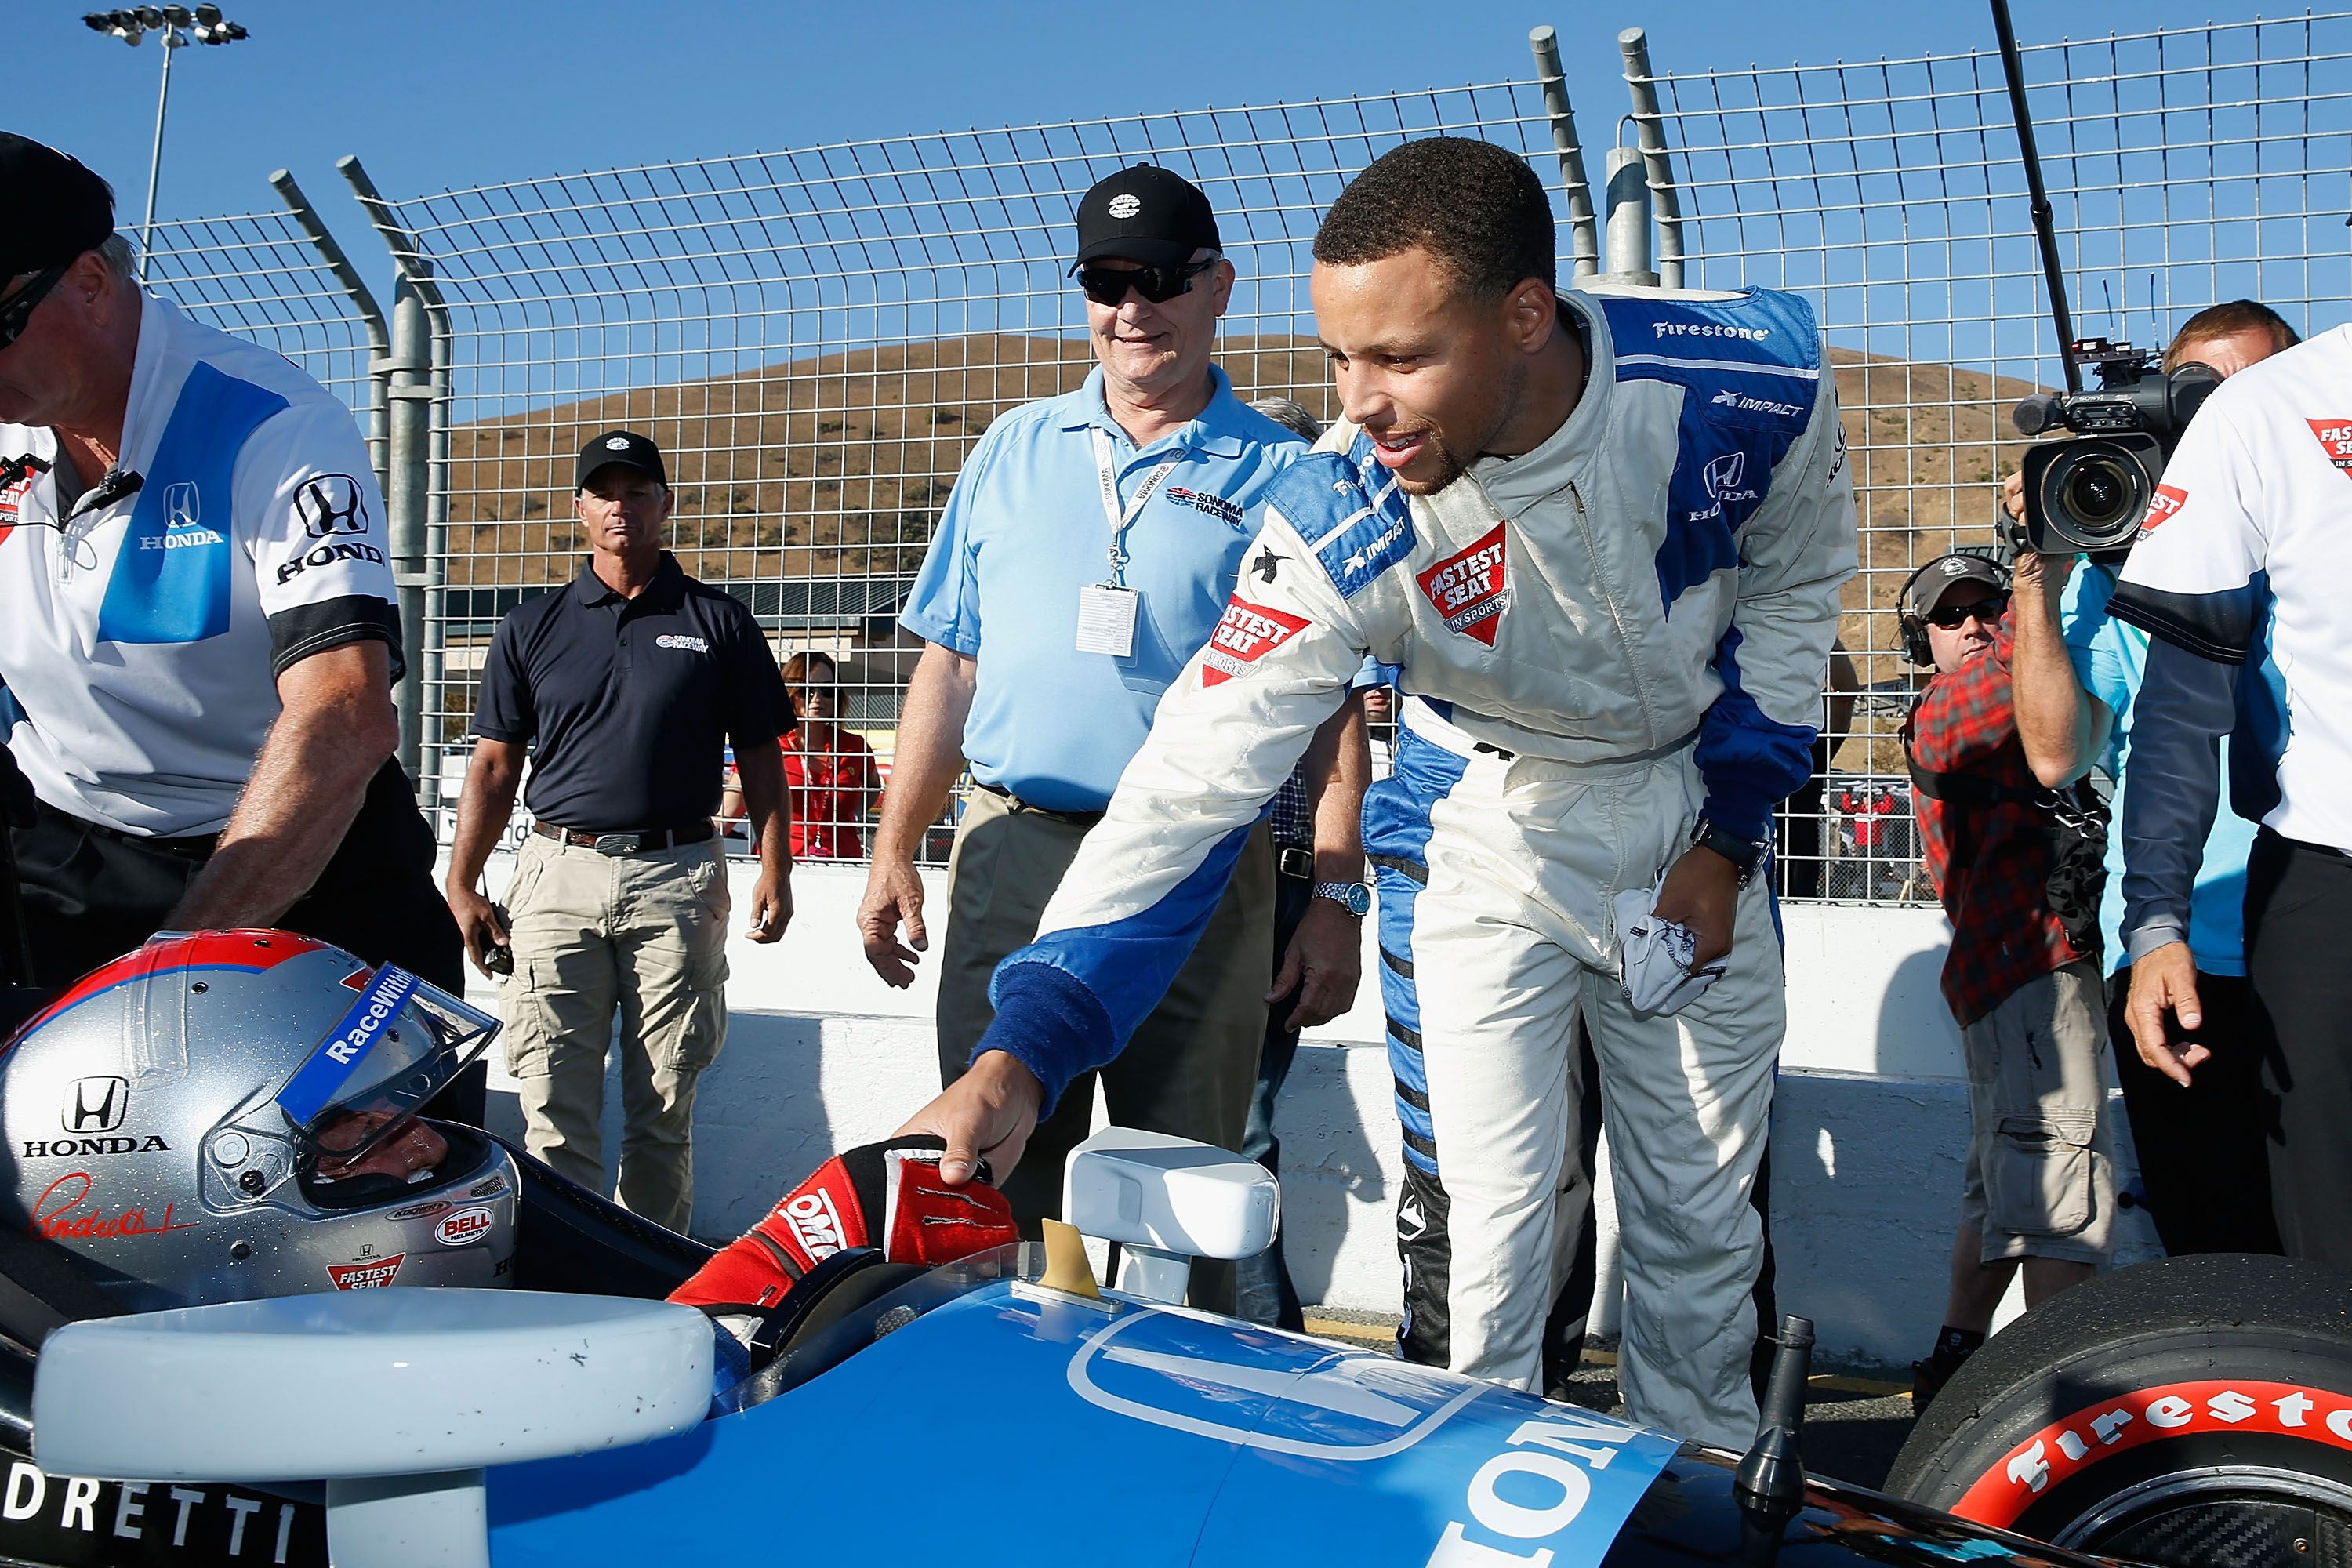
[1070,164,1221,274]
[1902,554,2009,619]
[0,133,114,278]
[575,430,668,490]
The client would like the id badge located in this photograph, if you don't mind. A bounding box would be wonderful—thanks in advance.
[1075,582,1141,657]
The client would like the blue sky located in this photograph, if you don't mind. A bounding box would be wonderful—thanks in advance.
[9,0,2271,274]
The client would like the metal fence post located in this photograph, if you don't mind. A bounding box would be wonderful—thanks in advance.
[1602,145,1658,286]
[339,154,452,807]
[1528,26,1602,280]
[267,169,390,499]
[1617,27,1686,289]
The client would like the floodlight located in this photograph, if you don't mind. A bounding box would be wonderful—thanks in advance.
[193,3,220,21]
[162,5,191,24]
[133,7,165,27]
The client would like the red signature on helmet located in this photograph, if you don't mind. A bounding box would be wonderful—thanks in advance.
[27,1172,199,1241]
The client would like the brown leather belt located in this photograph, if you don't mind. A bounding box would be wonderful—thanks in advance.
[532,821,714,855]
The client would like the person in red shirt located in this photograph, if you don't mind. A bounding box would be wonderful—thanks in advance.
[1899,551,2117,1409]
[781,652,881,860]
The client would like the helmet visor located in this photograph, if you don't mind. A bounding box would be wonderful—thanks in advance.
[265,966,497,1172]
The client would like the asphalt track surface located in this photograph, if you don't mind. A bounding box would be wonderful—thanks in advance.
[1301,1314,1919,1491]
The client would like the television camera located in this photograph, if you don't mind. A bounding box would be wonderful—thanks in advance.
[2008,339,2220,556]
[1993,0,2221,557]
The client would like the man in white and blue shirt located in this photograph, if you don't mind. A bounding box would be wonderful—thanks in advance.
[856,166,1365,1308]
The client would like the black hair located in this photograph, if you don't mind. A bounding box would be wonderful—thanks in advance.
[1313,137,1555,301]
[2165,299,2301,372]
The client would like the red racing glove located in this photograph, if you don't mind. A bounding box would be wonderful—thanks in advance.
[669,1136,1020,1312]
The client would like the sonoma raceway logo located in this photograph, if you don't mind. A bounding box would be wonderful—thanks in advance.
[1957,1377,2352,1528]
[1166,486,1244,528]
[1417,524,1508,647]
[1200,598,1309,686]
[655,634,710,652]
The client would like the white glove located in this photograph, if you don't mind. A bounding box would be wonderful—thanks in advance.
[1614,881,1727,1017]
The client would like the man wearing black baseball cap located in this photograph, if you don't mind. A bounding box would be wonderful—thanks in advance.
[0,132,485,1113]
[859,164,1367,1309]
[444,430,791,1231]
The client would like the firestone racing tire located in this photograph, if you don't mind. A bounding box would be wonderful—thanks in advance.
[1886,1254,2352,1567]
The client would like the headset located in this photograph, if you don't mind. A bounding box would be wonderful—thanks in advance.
[1896,552,2013,668]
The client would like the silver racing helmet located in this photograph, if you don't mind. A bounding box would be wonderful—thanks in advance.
[0,931,518,1311]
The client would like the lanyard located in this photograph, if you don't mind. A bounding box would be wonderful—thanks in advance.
[1091,426,1181,587]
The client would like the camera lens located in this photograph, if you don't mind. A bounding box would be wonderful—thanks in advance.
[2039,442,2154,552]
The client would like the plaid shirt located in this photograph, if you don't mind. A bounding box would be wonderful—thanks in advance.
[1903,610,2085,1026]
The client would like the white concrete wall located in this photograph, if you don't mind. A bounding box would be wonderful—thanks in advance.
[457,855,2156,1373]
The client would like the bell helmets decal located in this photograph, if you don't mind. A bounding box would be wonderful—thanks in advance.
[434,1207,496,1247]
[1200,598,1310,686]
[1418,524,1508,646]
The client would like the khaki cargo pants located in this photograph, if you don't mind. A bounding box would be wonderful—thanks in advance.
[502,833,730,1233]
[1959,960,2118,1265]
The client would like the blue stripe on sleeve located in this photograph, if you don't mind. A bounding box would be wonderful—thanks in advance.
[1694,623,1814,844]
[977,821,1256,1114]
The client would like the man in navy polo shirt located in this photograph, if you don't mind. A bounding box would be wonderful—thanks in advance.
[857,166,1366,1308]
[445,431,789,1232]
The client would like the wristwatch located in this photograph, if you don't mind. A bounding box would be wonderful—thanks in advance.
[1312,880,1374,917]
[1690,817,1768,887]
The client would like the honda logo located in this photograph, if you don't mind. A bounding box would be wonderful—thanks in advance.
[1702,452,1747,499]
[295,474,370,539]
[61,1077,128,1134]
[162,481,201,529]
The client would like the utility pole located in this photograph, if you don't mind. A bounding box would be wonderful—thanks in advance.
[82,5,249,282]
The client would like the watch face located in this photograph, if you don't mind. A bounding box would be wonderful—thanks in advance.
[1344,883,1372,916]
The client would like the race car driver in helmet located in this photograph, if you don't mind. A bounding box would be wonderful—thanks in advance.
[0,929,1016,1366]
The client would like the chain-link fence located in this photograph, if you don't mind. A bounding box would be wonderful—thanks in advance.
[142,12,2352,895]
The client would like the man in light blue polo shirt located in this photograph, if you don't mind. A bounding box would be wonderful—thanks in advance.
[2007,299,2299,1259]
[856,165,1365,1305]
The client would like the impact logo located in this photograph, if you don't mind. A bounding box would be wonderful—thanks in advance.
[1344,521,1407,576]
[327,1251,405,1290]
[1708,387,1807,420]
[1200,598,1310,686]
[2309,420,2352,477]
[780,1189,847,1260]
[1167,486,1245,528]
[655,633,710,652]
[2142,484,2189,533]
[1417,524,1508,647]
[435,1207,495,1247]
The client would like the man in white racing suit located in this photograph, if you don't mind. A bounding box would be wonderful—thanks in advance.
[900,137,1854,1446]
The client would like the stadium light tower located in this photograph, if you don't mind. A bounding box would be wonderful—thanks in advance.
[82,5,250,282]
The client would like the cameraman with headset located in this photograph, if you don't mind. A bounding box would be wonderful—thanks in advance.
[1999,301,2298,1265]
[1900,550,2118,1408]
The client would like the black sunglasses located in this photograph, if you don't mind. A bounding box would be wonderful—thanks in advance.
[0,264,69,354]
[1926,593,2009,630]
[1077,258,1215,307]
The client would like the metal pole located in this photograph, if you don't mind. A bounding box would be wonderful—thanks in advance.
[137,25,185,284]
[340,154,454,798]
[1602,146,1658,287]
[1528,25,1601,281]
[268,169,392,492]
[1617,28,1686,289]
[385,280,430,791]
[1989,0,2083,394]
